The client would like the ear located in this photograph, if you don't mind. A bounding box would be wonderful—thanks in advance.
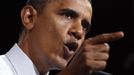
[21,5,37,30]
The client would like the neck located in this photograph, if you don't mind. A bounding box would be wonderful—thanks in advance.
[18,30,49,74]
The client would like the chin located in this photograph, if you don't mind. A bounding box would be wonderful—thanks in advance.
[50,62,67,71]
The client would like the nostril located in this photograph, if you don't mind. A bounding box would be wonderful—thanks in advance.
[68,31,82,40]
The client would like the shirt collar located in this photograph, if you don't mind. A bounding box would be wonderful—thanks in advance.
[6,43,40,75]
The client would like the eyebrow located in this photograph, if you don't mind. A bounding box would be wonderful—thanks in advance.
[59,8,92,28]
[59,8,79,18]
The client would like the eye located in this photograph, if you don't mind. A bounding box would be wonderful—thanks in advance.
[62,12,73,20]
[58,9,78,20]
[82,20,91,33]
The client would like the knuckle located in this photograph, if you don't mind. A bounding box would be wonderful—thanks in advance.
[104,53,109,60]
[101,34,107,39]
[99,61,107,70]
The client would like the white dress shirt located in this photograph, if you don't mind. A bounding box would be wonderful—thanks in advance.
[0,44,40,75]
[0,44,111,75]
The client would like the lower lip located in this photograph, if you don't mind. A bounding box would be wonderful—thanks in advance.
[63,45,74,60]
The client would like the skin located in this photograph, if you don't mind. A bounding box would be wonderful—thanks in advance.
[19,0,124,75]
[58,32,124,75]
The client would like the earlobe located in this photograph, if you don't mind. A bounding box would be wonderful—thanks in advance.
[21,5,37,30]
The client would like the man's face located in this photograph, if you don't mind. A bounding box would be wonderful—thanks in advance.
[29,0,92,69]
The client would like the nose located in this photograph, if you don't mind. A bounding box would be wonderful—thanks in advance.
[68,21,83,40]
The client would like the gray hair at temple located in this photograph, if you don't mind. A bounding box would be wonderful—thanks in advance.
[26,0,91,14]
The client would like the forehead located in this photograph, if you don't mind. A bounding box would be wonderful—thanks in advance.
[46,0,92,18]
[59,0,92,12]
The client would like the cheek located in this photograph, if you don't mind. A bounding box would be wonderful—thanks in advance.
[29,21,64,55]
[51,16,72,39]
[32,14,72,55]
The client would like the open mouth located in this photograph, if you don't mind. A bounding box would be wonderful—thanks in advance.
[63,42,78,60]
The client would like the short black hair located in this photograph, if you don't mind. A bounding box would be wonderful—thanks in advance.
[26,0,91,14]
[26,0,53,14]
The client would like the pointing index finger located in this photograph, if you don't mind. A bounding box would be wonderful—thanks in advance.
[87,31,124,44]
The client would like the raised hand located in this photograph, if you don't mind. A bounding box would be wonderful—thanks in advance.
[58,31,124,75]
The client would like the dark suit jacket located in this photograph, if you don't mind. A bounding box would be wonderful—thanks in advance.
[92,71,112,75]
[49,70,112,75]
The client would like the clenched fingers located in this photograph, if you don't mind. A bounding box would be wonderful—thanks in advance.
[81,43,110,71]
[85,60,107,71]
[84,52,109,61]
[83,43,110,53]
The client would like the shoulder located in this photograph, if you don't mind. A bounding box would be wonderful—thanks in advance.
[0,55,15,75]
[92,71,112,75]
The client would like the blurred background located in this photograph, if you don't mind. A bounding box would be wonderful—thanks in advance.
[0,0,133,75]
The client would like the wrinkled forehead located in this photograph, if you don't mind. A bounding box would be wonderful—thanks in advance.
[26,0,91,3]
[59,0,92,9]
[27,0,92,10]
[47,0,92,12]
[62,0,91,11]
